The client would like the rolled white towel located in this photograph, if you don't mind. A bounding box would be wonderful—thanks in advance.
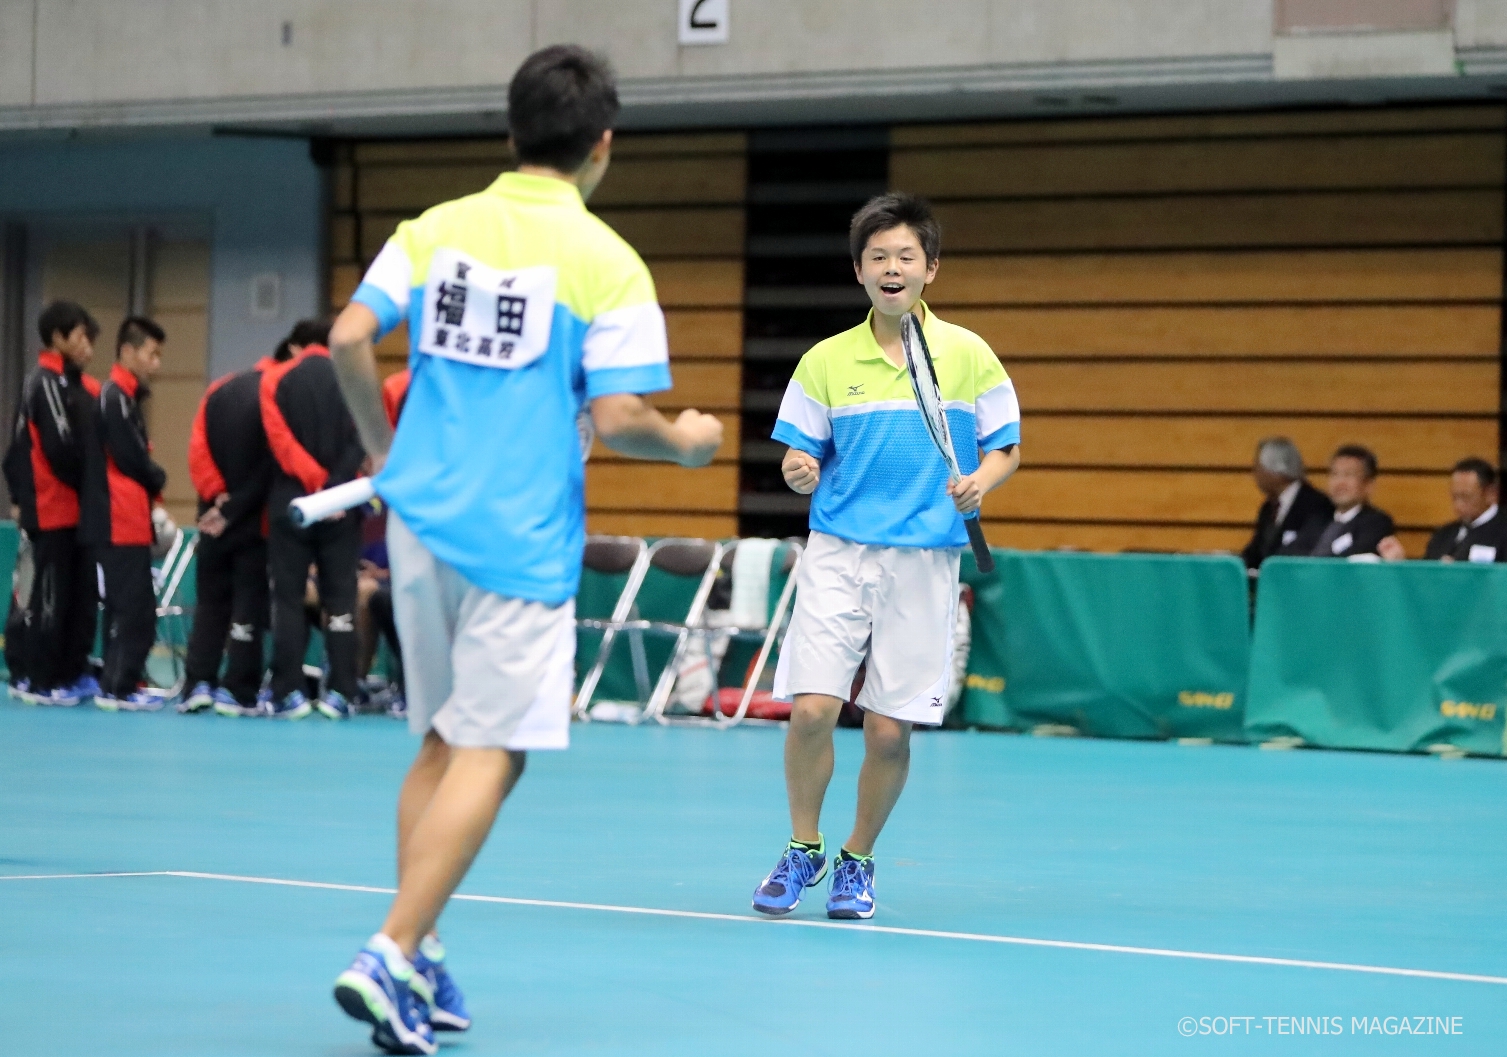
[728,538,778,629]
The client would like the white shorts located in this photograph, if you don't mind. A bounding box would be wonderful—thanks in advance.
[388,512,575,750]
[773,531,960,725]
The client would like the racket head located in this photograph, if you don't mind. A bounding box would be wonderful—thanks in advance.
[901,312,962,479]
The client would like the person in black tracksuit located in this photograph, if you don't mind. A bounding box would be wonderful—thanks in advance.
[260,320,366,717]
[80,317,169,708]
[181,349,282,714]
[2,301,102,701]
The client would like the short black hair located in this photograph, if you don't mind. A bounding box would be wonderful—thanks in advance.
[37,301,99,347]
[507,45,619,172]
[850,192,942,265]
[117,316,165,356]
[1332,444,1379,480]
[1452,456,1497,488]
[274,319,331,362]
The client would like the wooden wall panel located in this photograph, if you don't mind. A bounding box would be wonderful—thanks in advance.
[932,191,1503,253]
[586,464,739,512]
[893,133,1503,199]
[891,106,1506,147]
[947,304,1499,358]
[895,105,1505,556]
[1023,416,1498,472]
[927,249,1502,305]
[1013,361,1497,414]
[329,132,748,539]
[587,512,739,539]
[983,468,1454,529]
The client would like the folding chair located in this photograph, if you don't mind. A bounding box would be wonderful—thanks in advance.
[710,537,803,728]
[574,537,724,724]
[148,528,198,696]
[636,538,726,724]
[572,535,650,719]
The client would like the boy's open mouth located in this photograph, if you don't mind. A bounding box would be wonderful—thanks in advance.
[879,282,905,294]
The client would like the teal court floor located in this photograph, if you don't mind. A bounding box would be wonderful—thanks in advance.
[2,699,1505,1056]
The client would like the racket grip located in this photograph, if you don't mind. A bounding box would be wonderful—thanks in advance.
[289,478,376,528]
[963,515,995,573]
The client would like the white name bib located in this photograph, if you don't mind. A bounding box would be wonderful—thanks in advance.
[1469,544,1498,563]
[418,249,556,370]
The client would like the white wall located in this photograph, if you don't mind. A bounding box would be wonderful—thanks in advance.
[0,136,322,377]
[4,1,1507,133]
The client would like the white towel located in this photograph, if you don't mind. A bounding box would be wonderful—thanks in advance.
[728,538,779,629]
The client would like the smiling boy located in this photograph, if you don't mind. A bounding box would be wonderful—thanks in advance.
[752,193,1021,920]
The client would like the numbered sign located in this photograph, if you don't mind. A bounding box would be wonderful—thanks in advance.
[678,0,729,45]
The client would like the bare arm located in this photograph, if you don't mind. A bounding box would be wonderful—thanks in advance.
[948,445,1021,515]
[591,394,722,467]
[328,303,394,472]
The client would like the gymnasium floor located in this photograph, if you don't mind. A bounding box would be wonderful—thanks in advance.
[2,700,1504,1056]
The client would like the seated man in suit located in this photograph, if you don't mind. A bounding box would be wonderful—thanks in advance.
[1241,436,1333,571]
[1380,457,1504,563]
[1304,444,1394,559]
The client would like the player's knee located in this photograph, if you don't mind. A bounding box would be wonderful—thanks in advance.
[789,694,842,733]
[865,716,911,760]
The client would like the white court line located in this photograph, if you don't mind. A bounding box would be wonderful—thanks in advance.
[0,871,172,881]
[6,869,1506,987]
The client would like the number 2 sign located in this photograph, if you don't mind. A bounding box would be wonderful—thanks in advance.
[678,0,729,45]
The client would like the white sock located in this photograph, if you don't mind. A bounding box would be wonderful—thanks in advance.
[368,932,414,976]
[419,935,446,963]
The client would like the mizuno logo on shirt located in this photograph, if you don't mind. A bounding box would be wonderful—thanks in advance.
[847,384,864,396]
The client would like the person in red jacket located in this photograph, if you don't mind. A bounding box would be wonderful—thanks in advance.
[260,319,366,720]
[80,316,169,711]
[178,340,287,716]
[2,301,103,705]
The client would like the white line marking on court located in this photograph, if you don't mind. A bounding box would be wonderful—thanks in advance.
[0,871,172,880]
[7,869,1505,987]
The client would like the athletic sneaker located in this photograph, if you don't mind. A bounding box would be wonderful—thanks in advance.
[267,690,312,720]
[71,673,101,701]
[825,852,877,920]
[96,690,165,713]
[211,687,261,718]
[316,691,353,720]
[752,838,829,916]
[177,681,216,714]
[413,937,470,1032]
[387,692,407,720]
[333,936,437,1056]
[34,684,81,707]
[8,678,35,703]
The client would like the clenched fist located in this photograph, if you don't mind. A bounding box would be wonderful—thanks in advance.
[782,449,820,494]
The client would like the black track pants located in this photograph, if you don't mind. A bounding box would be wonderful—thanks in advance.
[98,545,155,698]
[27,528,97,691]
[185,535,269,704]
[268,514,359,701]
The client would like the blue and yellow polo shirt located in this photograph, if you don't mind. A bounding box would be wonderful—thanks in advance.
[772,304,1020,550]
[351,171,672,604]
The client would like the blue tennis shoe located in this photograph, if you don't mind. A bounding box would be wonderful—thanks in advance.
[413,937,470,1032]
[826,852,877,920]
[752,837,828,916]
[334,936,437,1056]
[268,689,312,720]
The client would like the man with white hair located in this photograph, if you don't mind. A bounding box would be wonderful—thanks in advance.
[1240,436,1333,571]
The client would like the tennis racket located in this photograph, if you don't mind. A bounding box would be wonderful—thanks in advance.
[289,407,599,528]
[900,312,995,574]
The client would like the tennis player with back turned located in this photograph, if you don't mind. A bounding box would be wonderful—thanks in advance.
[753,193,1022,920]
[323,45,722,1055]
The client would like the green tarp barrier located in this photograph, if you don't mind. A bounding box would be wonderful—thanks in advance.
[1246,558,1507,756]
[960,550,1250,741]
